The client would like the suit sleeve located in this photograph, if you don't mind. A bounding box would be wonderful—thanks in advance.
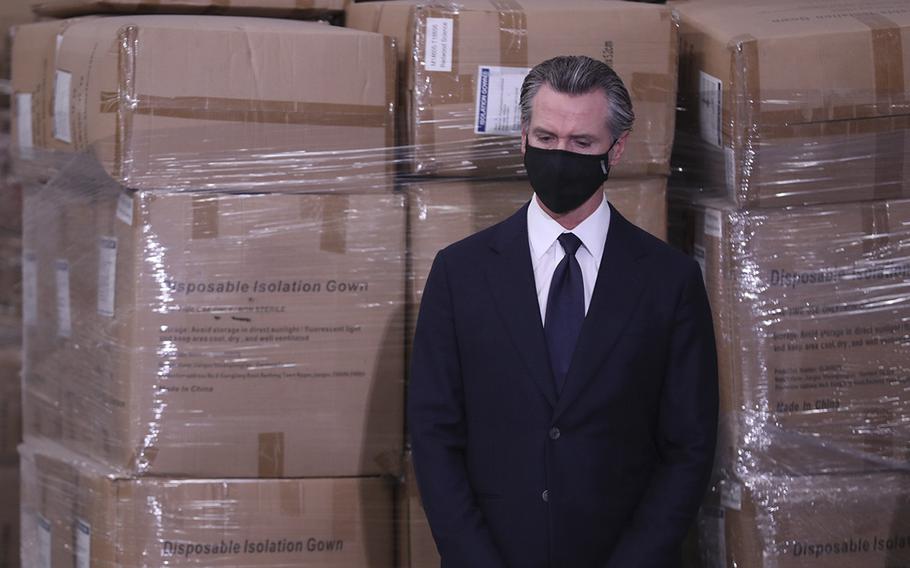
[605,259,719,568]
[408,252,508,568]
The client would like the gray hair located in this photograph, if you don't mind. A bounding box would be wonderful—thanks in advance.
[519,55,634,140]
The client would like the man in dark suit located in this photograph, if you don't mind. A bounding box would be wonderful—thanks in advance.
[409,55,718,568]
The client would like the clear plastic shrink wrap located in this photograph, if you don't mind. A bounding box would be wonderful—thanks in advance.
[345,0,679,179]
[19,439,396,567]
[669,1,910,566]
[8,2,685,566]
[671,0,910,208]
[29,0,346,19]
[13,15,405,479]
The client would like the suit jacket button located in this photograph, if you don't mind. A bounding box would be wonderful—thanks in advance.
[549,427,561,440]
[542,490,549,503]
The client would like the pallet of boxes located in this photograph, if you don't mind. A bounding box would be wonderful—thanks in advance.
[345,1,680,565]
[668,1,910,566]
[12,1,408,565]
[1,2,37,567]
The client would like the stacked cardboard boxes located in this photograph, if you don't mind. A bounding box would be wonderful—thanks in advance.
[670,1,910,565]
[346,1,681,562]
[13,12,402,567]
[0,4,35,568]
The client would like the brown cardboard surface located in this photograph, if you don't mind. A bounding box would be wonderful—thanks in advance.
[674,0,910,207]
[0,232,22,332]
[398,452,440,568]
[698,472,910,568]
[20,15,395,191]
[22,160,406,478]
[0,344,21,462]
[347,0,677,178]
[0,464,18,568]
[31,0,346,18]
[0,0,34,82]
[20,440,395,568]
[672,195,910,474]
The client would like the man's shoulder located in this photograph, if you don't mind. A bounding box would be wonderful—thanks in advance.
[613,211,699,281]
[436,204,526,266]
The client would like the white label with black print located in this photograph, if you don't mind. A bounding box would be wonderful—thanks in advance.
[56,259,72,338]
[16,93,33,148]
[116,191,134,226]
[98,237,118,317]
[474,65,531,135]
[704,208,723,239]
[75,518,91,568]
[699,70,723,147]
[424,18,453,72]
[54,70,73,143]
[724,146,736,193]
[23,251,38,327]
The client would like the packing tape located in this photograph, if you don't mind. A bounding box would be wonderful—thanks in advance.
[128,445,158,472]
[279,480,304,517]
[114,25,139,182]
[99,93,390,128]
[299,196,348,254]
[728,34,760,205]
[258,431,285,478]
[384,37,397,152]
[191,195,219,240]
[491,0,528,69]
[860,201,892,255]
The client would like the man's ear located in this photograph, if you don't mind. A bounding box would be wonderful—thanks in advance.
[609,131,631,166]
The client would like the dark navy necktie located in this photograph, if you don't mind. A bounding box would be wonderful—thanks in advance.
[544,233,585,393]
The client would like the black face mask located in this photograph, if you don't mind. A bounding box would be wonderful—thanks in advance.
[523,137,618,214]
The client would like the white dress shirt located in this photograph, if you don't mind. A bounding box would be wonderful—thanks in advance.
[527,192,611,326]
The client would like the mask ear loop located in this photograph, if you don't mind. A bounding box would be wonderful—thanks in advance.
[601,137,620,175]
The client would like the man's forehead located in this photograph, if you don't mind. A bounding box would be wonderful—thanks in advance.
[529,84,611,137]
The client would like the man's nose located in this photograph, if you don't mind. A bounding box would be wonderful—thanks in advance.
[556,138,569,151]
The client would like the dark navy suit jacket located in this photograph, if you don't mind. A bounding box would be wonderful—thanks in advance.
[408,202,719,568]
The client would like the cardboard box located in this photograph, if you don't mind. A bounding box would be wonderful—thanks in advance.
[0,464,19,568]
[22,161,406,478]
[398,452,440,568]
[20,440,395,568]
[674,0,910,207]
[347,0,677,178]
[31,0,345,18]
[0,232,22,331]
[16,15,395,191]
[407,177,667,343]
[698,472,910,568]
[0,343,21,462]
[0,0,34,82]
[671,195,910,473]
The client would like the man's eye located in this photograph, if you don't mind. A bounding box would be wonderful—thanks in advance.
[576,141,591,148]
[537,135,552,143]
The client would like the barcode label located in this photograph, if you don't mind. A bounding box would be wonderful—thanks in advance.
[116,191,134,226]
[23,251,38,327]
[16,93,33,148]
[75,519,91,568]
[54,70,73,143]
[424,18,453,72]
[699,71,723,147]
[97,237,118,317]
[704,209,723,239]
[474,65,530,135]
[56,259,72,338]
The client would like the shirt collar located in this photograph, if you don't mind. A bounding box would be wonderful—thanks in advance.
[527,192,611,263]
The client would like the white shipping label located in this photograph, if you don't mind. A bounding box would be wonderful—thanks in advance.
[116,191,134,226]
[693,244,707,282]
[724,146,736,192]
[16,93,34,149]
[704,209,723,239]
[474,65,531,135]
[56,259,72,338]
[37,516,52,568]
[699,71,723,147]
[424,18,454,72]
[97,237,118,317]
[75,519,91,568]
[720,480,742,510]
[54,70,73,143]
[23,251,38,327]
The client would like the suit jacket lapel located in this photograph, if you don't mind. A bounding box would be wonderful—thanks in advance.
[553,205,648,422]
[486,203,558,408]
